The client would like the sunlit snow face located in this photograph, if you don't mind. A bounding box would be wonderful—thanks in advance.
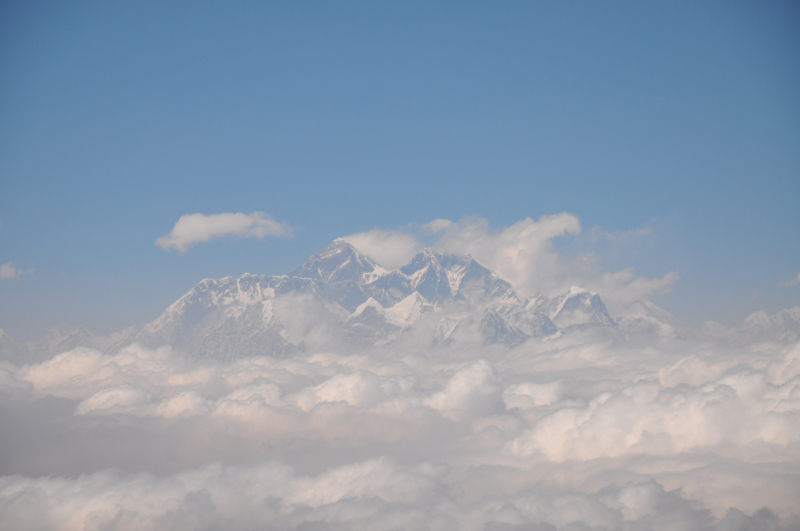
[1,334,799,530]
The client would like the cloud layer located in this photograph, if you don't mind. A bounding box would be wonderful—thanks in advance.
[155,212,291,252]
[1,459,783,531]
[2,331,799,529]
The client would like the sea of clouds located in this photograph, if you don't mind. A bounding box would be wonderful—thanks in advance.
[1,331,798,530]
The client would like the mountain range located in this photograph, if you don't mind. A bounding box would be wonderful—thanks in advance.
[2,239,798,362]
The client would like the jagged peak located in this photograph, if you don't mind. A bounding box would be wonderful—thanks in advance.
[407,247,441,261]
[317,238,358,257]
[288,239,382,282]
[417,247,438,257]
[314,238,381,264]
[401,248,441,275]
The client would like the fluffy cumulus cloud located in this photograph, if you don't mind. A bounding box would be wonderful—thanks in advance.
[1,461,781,531]
[431,214,582,296]
[155,212,291,252]
[505,371,800,461]
[2,334,800,529]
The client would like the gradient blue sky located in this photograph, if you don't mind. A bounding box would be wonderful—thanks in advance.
[1,1,798,340]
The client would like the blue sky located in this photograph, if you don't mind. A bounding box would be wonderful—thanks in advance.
[1,1,798,340]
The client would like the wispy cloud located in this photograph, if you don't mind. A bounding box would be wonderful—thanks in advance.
[0,261,30,280]
[155,212,292,252]
[780,272,800,287]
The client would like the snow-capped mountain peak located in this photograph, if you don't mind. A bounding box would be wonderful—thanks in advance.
[529,287,615,330]
[4,239,634,361]
[289,239,383,285]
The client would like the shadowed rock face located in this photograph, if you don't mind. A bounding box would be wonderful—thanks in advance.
[3,240,625,362]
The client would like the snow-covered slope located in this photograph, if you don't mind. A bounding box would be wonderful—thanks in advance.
[131,275,297,360]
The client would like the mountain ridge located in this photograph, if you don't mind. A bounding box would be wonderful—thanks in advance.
[8,239,793,362]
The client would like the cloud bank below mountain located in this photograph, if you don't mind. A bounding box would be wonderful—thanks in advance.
[1,332,799,529]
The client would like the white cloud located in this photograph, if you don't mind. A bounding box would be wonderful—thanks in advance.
[780,272,800,287]
[424,360,502,419]
[422,216,681,315]
[0,261,27,280]
[0,262,17,279]
[1,333,799,526]
[341,228,421,270]
[0,459,784,530]
[503,381,565,409]
[155,212,291,252]
[431,214,582,296]
[74,384,153,415]
[505,371,800,461]
[422,218,455,233]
